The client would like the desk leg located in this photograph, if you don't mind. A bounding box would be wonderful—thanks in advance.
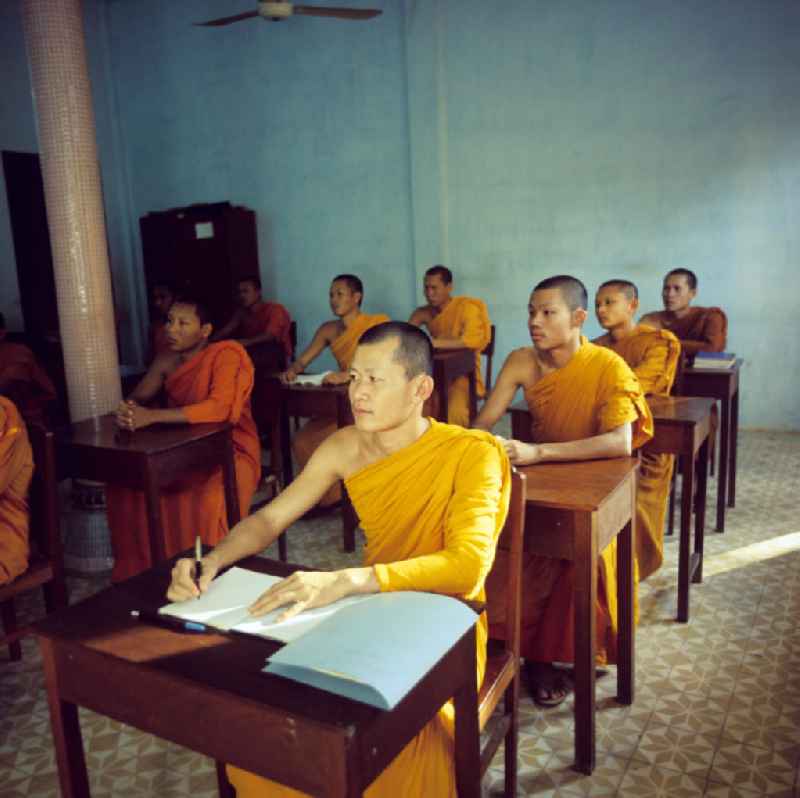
[438,378,450,423]
[573,512,597,775]
[453,627,481,798]
[616,518,634,704]
[342,484,357,553]
[729,388,739,508]
[142,466,167,565]
[677,452,694,623]
[39,638,91,798]
[716,396,731,533]
[468,371,477,425]
[694,438,709,584]
[279,405,294,489]
[222,430,241,526]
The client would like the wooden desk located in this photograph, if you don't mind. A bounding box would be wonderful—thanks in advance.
[431,348,478,423]
[270,381,359,552]
[56,415,240,565]
[34,556,482,798]
[645,396,714,622]
[510,405,636,772]
[517,457,638,776]
[678,360,742,532]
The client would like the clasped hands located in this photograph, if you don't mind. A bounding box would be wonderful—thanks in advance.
[167,557,349,623]
[494,436,543,466]
[115,399,156,431]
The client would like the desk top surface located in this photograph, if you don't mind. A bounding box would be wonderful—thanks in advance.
[683,357,743,377]
[648,395,717,424]
[519,457,639,513]
[34,556,382,726]
[57,414,231,455]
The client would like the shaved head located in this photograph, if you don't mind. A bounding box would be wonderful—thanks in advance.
[598,279,638,300]
[533,275,588,311]
[358,321,433,379]
[665,268,697,291]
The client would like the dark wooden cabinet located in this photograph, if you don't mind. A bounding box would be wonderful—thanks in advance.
[139,202,259,326]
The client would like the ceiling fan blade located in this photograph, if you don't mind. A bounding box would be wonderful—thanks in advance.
[293,5,382,19]
[194,10,261,27]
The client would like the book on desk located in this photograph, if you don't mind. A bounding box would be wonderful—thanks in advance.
[691,351,737,369]
[159,567,478,710]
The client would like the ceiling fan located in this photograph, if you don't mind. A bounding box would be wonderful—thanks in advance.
[195,2,382,26]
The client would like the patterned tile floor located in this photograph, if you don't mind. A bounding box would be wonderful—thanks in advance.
[1,428,799,797]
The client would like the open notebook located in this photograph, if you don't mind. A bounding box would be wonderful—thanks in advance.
[159,567,479,710]
[159,567,372,644]
[294,372,332,386]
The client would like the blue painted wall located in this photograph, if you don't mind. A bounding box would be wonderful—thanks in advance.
[2,1,799,427]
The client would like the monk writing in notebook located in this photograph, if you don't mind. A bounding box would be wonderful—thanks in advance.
[473,275,652,706]
[0,396,34,585]
[212,275,293,362]
[639,268,727,356]
[594,279,681,580]
[106,293,261,582]
[408,265,491,426]
[168,321,510,798]
[283,274,389,507]
[0,314,57,425]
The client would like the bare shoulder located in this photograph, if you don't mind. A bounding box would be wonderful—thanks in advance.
[317,319,341,342]
[154,350,181,378]
[315,425,362,478]
[639,311,663,328]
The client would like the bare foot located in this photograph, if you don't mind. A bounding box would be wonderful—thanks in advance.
[525,661,570,708]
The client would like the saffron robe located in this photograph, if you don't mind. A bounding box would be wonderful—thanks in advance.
[595,326,681,580]
[428,297,492,427]
[487,339,653,664]
[648,306,727,356]
[228,420,511,798]
[0,397,34,585]
[292,313,389,506]
[106,342,261,582]
[0,342,57,425]
[238,302,293,362]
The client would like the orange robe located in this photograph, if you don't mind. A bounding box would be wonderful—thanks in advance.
[0,397,34,585]
[292,313,389,506]
[0,342,57,425]
[428,297,492,427]
[595,326,681,580]
[228,420,511,798]
[647,306,727,356]
[488,338,652,664]
[239,302,293,362]
[106,342,261,582]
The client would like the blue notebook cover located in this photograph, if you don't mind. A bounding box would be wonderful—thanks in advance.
[262,592,478,710]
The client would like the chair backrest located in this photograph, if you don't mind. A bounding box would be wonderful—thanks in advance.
[289,321,298,360]
[490,468,525,650]
[26,424,63,565]
[671,351,687,396]
[482,325,496,393]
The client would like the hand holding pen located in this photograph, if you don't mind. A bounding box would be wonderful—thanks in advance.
[166,543,219,603]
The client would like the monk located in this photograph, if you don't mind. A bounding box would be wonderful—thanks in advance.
[283,274,389,507]
[473,275,652,706]
[106,293,261,582]
[639,268,727,356]
[0,396,34,585]
[594,279,681,580]
[408,265,491,426]
[146,282,175,363]
[0,313,57,425]
[212,275,293,362]
[167,321,511,798]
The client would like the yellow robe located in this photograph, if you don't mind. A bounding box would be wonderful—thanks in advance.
[428,297,492,427]
[292,313,389,505]
[487,338,652,664]
[0,397,34,585]
[594,325,681,580]
[228,420,511,798]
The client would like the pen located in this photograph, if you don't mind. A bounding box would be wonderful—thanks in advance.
[194,535,203,595]
[130,609,208,633]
